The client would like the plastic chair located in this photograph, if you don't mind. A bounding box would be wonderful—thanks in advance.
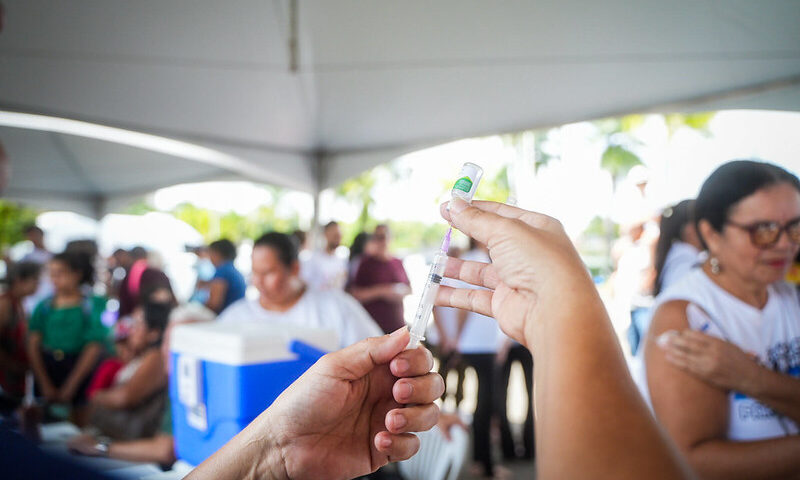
[398,424,469,480]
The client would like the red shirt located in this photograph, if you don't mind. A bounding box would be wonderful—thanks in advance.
[0,293,28,396]
[352,256,410,334]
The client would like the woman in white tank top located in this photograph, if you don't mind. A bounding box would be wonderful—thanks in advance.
[645,160,800,479]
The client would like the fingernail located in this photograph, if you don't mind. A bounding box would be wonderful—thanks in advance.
[396,382,413,400]
[379,436,392,449]
[392,413,407,430]
[390,326,407,338]
[393,358,410,374]
[450,198,468,214]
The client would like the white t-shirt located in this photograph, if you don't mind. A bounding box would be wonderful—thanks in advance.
[428,277,459,346]
[217,289,382,349]
[301,250,348,291]
[21,247,52,265]
[21,250,54,315]
[646,269,800,441]
[658,241,703,293]
[454,249,502,354]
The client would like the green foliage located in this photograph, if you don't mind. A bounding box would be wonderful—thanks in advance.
[476,165,511,203]
[600,145,642,180]
[123,200,157,216]
[582,215,619,238]
[171,203,299,244]
[336,168,378,232]
[502,130,557,174]
[664,112,715,137]
[0,200,39,251]
[619,114,647,132]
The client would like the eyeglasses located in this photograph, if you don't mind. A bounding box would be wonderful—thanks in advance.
[726,217,800,248]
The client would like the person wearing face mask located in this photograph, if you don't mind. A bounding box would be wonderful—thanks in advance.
[218,232,382,348]
[204,239,246,314]
[646,160,800,479]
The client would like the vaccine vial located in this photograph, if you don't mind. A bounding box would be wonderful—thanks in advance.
[450,162,483,204]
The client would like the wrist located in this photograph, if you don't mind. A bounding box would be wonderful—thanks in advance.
[245,412,290,480]
[95,436,111,457]
[740,363,766,396]
[524,285,607,351]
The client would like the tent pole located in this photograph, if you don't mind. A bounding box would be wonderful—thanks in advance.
[91,195,107,221]
[309,152,324,250]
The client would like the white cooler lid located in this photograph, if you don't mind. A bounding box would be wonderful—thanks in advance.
[170,321,340,365]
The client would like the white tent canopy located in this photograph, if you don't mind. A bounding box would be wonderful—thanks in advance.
[1,0,799,217]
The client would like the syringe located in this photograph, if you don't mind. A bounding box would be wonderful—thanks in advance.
[407,162,483,349]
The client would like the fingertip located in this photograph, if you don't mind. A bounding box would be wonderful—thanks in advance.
[390,357,411,376]
[393,381,413,402]
[440,202,452,222]
[449,197,468,214]
[389,325,409,341]
[375,433,420,461]
[386,411,407,433]
[374,432,393,451]
[380,326,410,359]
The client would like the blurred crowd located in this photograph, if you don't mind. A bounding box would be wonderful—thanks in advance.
[2,159,800,479]
[0,221,416,468]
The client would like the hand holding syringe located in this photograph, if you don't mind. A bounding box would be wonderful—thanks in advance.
[407,163,483,349]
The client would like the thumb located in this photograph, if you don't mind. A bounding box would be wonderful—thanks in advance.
[324,327,409,380]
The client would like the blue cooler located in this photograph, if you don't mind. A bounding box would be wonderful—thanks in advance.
[169,321,339,465]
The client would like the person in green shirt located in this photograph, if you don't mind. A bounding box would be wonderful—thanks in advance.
[27,251,108,426]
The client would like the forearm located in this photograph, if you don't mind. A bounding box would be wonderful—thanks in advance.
[688,436,800,480]
[108,434,176,465]
[27,336,53,388]
[188,410,287,480]
[205,280,227,313]
[93,370,166,409]
[744,368,800,423]
[62,343,102,391]
[528,287,692,479]
[91,388,126,409]
[349,285,387,302]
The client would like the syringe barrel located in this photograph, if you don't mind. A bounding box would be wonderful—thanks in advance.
[408,253,448,348]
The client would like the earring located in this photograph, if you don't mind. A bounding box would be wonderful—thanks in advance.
[710,256,721,275]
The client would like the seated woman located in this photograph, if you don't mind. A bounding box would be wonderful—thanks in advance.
[646,160,800,479]
[69,303,217,466]
[27,252,107,426]
[87,301,171,441]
